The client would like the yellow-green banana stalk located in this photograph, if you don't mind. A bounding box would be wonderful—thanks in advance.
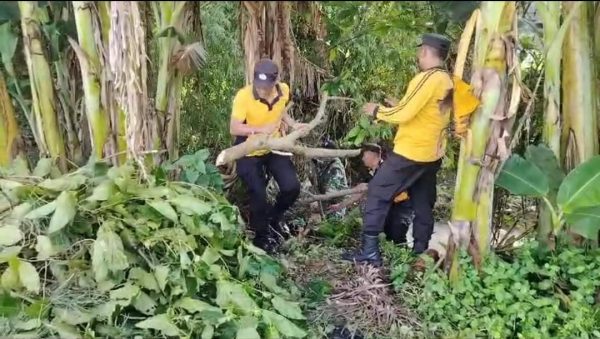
[19,1,66,170]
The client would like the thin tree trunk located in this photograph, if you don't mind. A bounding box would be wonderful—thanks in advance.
[19,1,67,171]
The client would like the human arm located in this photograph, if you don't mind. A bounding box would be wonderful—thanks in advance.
[229,90,278,136]
[362,70,440,124]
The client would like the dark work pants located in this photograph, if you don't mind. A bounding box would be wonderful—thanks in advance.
[383,200,413,244]
[236,153,301,242]
[363,153,441,253]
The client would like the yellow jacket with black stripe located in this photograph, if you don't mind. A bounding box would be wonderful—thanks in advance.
[376,68,453,163]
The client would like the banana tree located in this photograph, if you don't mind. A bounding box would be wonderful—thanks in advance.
[0,71,21,166]
[70,1,109,160]
[19,1,67,170]
[561,1,599,172]
[153,1,205,161]
[535,2,579,245]
[447,1,521,279]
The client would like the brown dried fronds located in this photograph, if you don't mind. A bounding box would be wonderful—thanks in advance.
[326,264,421,337]
[171,42,207,76]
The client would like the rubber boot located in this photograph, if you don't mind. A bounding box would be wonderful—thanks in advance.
[341,234,382,267]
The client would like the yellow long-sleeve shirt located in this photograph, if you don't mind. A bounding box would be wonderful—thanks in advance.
[376,68,453,162]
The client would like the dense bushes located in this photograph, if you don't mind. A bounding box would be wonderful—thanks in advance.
[392,240,600,338]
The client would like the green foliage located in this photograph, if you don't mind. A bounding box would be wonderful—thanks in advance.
[343,117,393,147]
[315,207,362,246]
[0,159,307,338]
[496,144,600,241]
[162,149,224,192]
[180,2,244,155]
[394,240,600,338]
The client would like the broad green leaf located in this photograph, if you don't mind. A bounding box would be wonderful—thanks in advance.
[0,224,22,246]
[9,202,32,220]
[216,280,258,312]
[260,272,290,297]
[25,201,56,219]
[0,246,21,264]
[35,235,54,260]
[170,195,212,215]
[110,283,140,306]
[92,224,129,282]
[495,155,549,197]
[1,265,19,290]
[135,313,180,337]
[10,156,29,176]
[524,144,564,191]
[33,158,53,177]
[211,212,233,231]
[18,260,40,294]
[38,175,86,192]
[55,308,93,325]
[262,310,307,338]
[46,319,81,339]
[557,156,600,213]
[92,301,118,321]
[48,191,77,233]
[236,320,260,339]
[271,296,305,320]
[201,246,221,265]
[13,318,41,331]
[202,325,215,339]
[174,297,222,314]
[129,268,159,292]
[25,299,50,318]
[0,292,20,317]
[86,180,116,201]
[132,291,157,315]
[153,265,169,291]
[148,200,178,223]
[565,206,600,241]
[0,21,18,71]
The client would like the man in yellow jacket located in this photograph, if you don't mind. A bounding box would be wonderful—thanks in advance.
[342,33,454,266]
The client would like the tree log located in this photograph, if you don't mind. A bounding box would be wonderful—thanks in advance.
[300,185,367,203]
[215,93,360,166]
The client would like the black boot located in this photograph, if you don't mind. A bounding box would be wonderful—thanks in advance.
[341,234,382,267]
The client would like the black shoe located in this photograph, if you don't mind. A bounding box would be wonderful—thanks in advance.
[340,234,382,267]
[412,242,428,255]
[253,235,277,255]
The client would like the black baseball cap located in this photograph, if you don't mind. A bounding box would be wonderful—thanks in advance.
[253,58,279,88]
[418,33,451,56]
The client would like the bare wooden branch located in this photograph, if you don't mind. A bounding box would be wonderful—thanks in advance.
[216,93,360,166]
[300,185,367,203]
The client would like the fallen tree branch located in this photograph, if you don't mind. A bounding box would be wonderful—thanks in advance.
[216,93,360,166]
[301,185,367,203]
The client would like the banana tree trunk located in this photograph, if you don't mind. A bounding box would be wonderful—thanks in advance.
[562,1,599,171]
[19,1,67,171]
[72,1,109,160]
[536,2,562,246]
[0,71,21,166]
[448,1,519,279]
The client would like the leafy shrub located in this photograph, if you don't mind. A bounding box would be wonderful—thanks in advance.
[162,149,224,192]
[0,159,307,338]
[394,240,600,338]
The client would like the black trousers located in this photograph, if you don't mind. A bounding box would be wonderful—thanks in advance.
[236,153,301,242]
[383,200,413,244]
[363,152,441,253]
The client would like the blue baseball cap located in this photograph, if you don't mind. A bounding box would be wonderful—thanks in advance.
[253,58,279,88]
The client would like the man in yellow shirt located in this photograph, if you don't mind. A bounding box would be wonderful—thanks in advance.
[230,59,308,252]
[342,34,454,266]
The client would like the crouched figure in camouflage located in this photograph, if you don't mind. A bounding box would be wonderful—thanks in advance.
[311,137,350,220]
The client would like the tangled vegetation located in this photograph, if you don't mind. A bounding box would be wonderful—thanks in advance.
[0,157,307,338]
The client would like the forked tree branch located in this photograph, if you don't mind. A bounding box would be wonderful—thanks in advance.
[300,185,368,203]
[215,93,360,166]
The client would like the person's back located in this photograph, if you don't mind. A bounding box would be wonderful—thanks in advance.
[387,69,453,162]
